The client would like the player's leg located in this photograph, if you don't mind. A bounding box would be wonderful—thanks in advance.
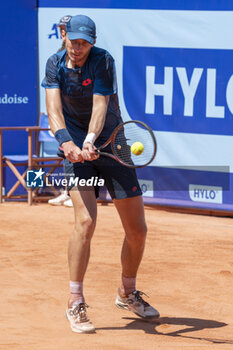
[98,158,146,284]
[113,195,146,281]
[64,158,98,333]
[68,186,97,303]
[66,185,97,333]
[114,195,160,319]
[96,156,160,318]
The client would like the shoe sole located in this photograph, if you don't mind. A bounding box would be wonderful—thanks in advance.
[48,202,64,206]
[66,312,95,334]
[70,325,95,334]
[115,301,160,319]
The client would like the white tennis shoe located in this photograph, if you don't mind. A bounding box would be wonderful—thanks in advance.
[66,303,95,333]
[115,289,160,319]
[63,198,73,208]
[48,191,70,206]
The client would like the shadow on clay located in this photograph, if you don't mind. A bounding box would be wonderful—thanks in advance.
[96,316,233,344]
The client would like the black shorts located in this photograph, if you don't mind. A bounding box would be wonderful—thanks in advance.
[64,155,142,200]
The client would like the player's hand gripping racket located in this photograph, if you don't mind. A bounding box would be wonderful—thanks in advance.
[58,120,157,168]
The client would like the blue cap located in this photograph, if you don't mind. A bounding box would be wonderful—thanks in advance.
[66,15,96,44]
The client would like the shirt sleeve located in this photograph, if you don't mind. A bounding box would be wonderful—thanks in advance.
[93,53,117,96]
[41,54,60,89]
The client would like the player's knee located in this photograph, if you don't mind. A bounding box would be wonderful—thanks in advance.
[74,216,96,242]
[126,223,147,245]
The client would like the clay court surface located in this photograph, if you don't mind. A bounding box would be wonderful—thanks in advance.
[1,202,233,350]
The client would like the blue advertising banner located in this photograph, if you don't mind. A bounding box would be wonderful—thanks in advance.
[38,1,233,212]
[123,47,233,136]
[0,0,37,155]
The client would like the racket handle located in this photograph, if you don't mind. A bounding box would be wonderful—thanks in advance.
[57,146,98,159]
[57,146,65,159]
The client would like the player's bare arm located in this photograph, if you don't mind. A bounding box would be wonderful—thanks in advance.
[82,94,110,161]
[45,88,83,163]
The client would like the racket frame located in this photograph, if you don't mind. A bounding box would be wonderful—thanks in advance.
[96,120,157,168]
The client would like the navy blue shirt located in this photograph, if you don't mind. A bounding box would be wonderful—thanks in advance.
[42,46,122,148]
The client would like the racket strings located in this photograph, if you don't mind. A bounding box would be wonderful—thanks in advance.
[112,123,156,167]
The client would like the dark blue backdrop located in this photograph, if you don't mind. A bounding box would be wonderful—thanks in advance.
[0,0,37,155]
[38,0,233,10]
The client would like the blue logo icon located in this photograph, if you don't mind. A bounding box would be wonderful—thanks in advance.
[26,168,45,188]
[79,26,87,31]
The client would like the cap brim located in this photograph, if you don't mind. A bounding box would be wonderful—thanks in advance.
[67,32,95,44]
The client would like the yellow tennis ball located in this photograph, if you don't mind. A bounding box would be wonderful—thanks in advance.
[131,142,144,155]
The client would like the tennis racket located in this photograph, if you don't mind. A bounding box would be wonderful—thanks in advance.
[58,120,157,168]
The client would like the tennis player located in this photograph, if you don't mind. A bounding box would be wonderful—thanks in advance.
[42,14,159,334]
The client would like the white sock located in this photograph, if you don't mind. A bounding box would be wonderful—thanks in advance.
[69,281,85,306]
